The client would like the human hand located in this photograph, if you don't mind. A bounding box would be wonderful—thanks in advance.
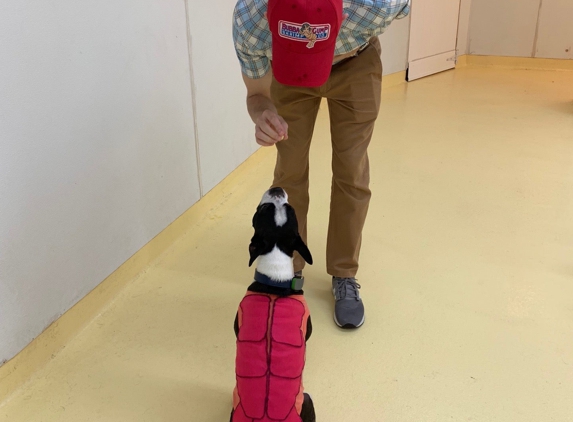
[255,109,289,147]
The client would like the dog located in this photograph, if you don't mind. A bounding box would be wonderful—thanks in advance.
[230,187,316,422]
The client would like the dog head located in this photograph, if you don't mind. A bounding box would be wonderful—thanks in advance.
[248,187,313,267]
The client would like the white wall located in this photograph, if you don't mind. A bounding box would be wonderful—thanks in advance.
[456,0,472,56]
[469,0,540,57]
[535,0,573,60]
[468,0,573,59]
[186,0,258,194]
[0,1,201,364]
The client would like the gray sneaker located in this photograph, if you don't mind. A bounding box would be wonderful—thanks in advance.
[332,277,365,329]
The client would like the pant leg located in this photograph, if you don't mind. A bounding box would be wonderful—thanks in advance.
[270,79,322,273]
[324,37,383,277]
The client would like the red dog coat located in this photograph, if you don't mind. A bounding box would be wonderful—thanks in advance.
[232,291,310,421]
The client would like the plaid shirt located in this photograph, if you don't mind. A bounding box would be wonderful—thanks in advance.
[233,0,410,79]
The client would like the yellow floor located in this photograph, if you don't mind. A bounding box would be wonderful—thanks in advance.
[2,65,573,421]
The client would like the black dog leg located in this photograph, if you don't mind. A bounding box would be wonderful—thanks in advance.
[300,393,316,422]
[231,313,239,422]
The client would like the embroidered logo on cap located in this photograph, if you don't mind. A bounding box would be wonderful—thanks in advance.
[278,21,331,49]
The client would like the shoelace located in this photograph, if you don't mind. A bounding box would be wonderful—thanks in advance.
[334,278,361,301]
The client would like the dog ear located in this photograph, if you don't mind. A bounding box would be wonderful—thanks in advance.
[248,235,264,267]
[284,204,300,231]
[252,209,259,229]
[284,204,312,264]
[294,235,313,265]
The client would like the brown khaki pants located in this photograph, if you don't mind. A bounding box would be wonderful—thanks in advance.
[271,37,382,278]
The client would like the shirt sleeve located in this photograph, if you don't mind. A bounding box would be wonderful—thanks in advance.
[396,0,410,19]
[232,12,270,79]
[234,41,270,79]
[346,0,412,34]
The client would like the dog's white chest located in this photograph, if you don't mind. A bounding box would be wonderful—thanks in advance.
[255,246,294,282]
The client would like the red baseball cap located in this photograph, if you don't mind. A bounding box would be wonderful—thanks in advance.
[268,0,343,87]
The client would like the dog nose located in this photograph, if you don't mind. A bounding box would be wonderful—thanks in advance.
[268,187,286,198]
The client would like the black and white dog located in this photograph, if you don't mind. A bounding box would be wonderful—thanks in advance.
[230,187,316,422]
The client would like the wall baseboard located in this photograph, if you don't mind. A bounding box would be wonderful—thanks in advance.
[457,54,573,71]
[0,147,275,404]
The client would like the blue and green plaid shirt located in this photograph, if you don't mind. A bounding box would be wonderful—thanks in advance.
[233,0,410,79]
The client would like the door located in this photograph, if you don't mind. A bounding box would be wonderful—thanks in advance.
[407,0,462,81]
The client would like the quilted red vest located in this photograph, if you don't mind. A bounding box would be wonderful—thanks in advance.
[232,291,310,422]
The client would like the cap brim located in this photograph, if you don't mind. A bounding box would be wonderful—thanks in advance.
[271,40,335,88]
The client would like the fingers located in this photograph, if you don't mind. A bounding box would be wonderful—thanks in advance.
[256,138,275,147]
[259,113,284,141]
[255,110,289,146]
[255,125,278,147]
[277,116,289,140]
[265,112,288,140]
[258,119,283,142]
[257,139,274,147]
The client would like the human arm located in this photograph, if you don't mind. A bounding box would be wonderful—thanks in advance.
[242,71,289,147]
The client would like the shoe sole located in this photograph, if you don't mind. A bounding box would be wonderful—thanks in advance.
[332,288,365,329]
[334,312,365,329]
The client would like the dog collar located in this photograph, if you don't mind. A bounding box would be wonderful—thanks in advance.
[254,270,304,291]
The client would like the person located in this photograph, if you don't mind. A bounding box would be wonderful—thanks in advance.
[232,0,410,328]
